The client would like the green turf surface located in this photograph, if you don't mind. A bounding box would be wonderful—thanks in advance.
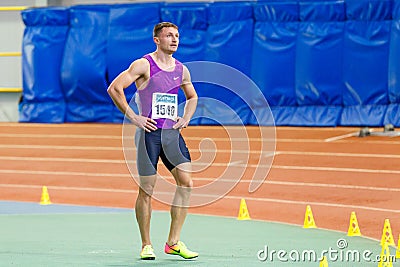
[0,208,396,266]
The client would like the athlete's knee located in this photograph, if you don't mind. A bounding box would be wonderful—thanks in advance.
[138,175,157,198]
[180,178,193,189]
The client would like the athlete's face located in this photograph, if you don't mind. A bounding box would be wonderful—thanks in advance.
[154,27,179,54]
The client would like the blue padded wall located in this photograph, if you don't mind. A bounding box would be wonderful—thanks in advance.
[107,3,160,122]
[60,5,112,122]
[340,0,392,126]
[252,1,298,125]
[20,7,69,123]
[20,0,400,127]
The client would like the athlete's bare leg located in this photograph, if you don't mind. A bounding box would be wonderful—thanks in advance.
[166,162,193,245]
[135,174,157,248]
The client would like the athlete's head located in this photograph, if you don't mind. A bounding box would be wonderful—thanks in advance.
[153,22,178,37]
[153,22,179,54]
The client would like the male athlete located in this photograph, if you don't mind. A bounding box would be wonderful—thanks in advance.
[107,22,198,260]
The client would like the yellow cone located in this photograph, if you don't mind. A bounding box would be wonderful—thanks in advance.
[347,211,362,236]
[237,198,251,220]
[40,186,52,205]
[378,242,394,267]
[381,219,395,246]
[303,205,317,228]
[396,234,400,259]
[319,256,328,267]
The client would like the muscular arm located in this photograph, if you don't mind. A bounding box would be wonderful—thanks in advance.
[107,58,157,131]
[173,65,198,129]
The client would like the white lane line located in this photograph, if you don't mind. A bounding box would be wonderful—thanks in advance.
[221,195,400,214]
[0,137,400,145]
[277,151,400,158]
[0,144,129,150]
[1,143,400,159]
[1,173,398,193]
[0,123,360,132]
[0,156,127,163]
[324,132,358,142]
[0,169,131,177]
[272,165,400,174]
[2,137,399,145]
[0,133,122,139]
[263,180,400,192]
[1,159,399,174]
[0,123,121,128]
[1,183,399,214]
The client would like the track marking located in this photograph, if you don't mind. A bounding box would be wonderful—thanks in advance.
[0,123,120,128]
[272,165,400,174]
[1,173,399,193]
[324,132,358,142]
[0,156,127,163]
[276,151,400,158]
[1,144,400,159]
[0,169,131,177]
[1,160,400,173]
[0,133,122,139]
[0,144,128,150]
[222,195,400,214]
[0,123,360,132]
[1,184,399,214]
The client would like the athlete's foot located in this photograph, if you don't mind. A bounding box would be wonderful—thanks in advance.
[164,241,199,259]
[140,244,156,260]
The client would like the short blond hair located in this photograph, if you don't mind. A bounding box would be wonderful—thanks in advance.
[153,22,178,37]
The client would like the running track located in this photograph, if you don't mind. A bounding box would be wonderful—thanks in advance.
[0,123,399,240]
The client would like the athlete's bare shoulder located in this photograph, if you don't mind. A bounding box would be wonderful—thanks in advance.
[127,57,150,78]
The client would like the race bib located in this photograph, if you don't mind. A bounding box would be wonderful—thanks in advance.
[151,92,178,120]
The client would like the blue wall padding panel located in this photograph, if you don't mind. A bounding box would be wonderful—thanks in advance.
[252,21,298,107]
[20,7,69,123]
[384,104,400,125]
[346,0,393,21]
[20,1,400,126]
[296,1,345,106]
[160,3,208,62]
[340,105,387,126]
[389,20,400,103]
[253,1,299,22]
[60,5,112,122]
[107,3,160,122]
[290,106,342,126]
[394,0,400,19]
[299,1,345,21]
[342,21,390,106]
[205,2,253,76]
[160,3,209,126]
[295,22,344,105]
[252,1,298,108]
[19,101,66,123]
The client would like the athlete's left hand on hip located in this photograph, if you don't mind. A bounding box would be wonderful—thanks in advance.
[173,117,188,130]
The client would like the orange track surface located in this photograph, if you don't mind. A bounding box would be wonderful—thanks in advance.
[1,123,399,240]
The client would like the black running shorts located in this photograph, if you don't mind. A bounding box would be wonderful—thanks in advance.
[135,128,191,176]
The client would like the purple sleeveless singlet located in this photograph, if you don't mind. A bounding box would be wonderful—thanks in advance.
[135,54,183,129]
